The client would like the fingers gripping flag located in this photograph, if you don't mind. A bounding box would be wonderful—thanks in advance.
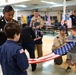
[28,42,76,64]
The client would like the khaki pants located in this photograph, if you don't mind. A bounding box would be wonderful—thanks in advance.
[35,44,43,58]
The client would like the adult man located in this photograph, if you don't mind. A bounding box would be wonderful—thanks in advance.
[70,11,76,27]
[52,26,68,65]
[0,5,18,46]
[30,10,43,28]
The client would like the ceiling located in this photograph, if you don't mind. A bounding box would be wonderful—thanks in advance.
[0,0,76,11]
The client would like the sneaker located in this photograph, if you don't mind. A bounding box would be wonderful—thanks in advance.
[65,66,71,72]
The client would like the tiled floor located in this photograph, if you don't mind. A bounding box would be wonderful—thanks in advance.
[0,34,76,75]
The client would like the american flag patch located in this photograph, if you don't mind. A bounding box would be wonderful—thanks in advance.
[19,49,25,54]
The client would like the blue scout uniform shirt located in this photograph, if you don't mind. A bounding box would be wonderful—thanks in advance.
[68,35,76,53]
[0,40,29,75]
[34,29,43,44]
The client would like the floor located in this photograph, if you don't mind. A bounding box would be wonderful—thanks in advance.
[0,34,76,75]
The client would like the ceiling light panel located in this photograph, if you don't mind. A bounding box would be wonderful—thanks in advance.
[8,0,30,3]
[15,5,27,8]
[41,0,57,4]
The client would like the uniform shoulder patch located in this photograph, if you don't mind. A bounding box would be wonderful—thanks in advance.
[19,49,25,54]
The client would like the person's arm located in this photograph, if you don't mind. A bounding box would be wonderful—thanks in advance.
[40,19,44,28]
[30,18,35,27]
[65,35,72,43]
[52,37,60,52]
[34,30,43,41]
[34,36,41,41]
[53,37,62,49]
[16,49,29,72]
[30,27,36,39]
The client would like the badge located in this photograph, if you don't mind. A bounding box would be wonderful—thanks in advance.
[19,49,25,54]
[1,20,4,22]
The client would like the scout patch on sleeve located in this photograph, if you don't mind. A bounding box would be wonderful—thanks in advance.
[19,49,25,54]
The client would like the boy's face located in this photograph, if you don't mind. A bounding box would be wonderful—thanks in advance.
[60,30,66,35]
[35,25,40,29]
[70,30,76,36]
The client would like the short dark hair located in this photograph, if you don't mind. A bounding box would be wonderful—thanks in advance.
[34,9,38,12]
[3,5,14,13]
[4,22,21,39]
[71,27,76,31]
[22,23,27,28]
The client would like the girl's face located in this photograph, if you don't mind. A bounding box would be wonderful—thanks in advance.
[3,10,14,22]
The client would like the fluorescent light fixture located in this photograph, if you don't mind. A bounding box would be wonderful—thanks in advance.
[15,5,27,8]
[8,0,30,3]
[41,0,56,4]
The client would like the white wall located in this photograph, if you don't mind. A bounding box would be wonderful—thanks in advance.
[16,10,58,17]
[48,12,58,16]
[17,10,32,17]
[17,10,46,16]
[0,10,58,20]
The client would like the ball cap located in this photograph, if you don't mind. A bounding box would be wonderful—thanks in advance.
[59,26,66,31]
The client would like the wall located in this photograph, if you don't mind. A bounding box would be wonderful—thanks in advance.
[48,12,58,16]
[16,10,58,17]
[0,10,58,17]
[0,10,58,22]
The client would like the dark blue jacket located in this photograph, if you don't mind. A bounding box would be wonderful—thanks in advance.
[22,26,35,44]
[34,29,43,44]
[0,40,29,75]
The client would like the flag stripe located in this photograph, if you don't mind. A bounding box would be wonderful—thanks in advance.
[29,54,60,64]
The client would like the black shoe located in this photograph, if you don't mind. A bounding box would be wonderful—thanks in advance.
[32,67,36,72]
[65,66,71,72]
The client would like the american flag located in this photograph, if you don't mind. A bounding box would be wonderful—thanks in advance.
[61,10,72,28]
[28,42,76,64]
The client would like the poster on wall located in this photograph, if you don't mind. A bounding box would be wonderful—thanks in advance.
[21,15,27,24]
